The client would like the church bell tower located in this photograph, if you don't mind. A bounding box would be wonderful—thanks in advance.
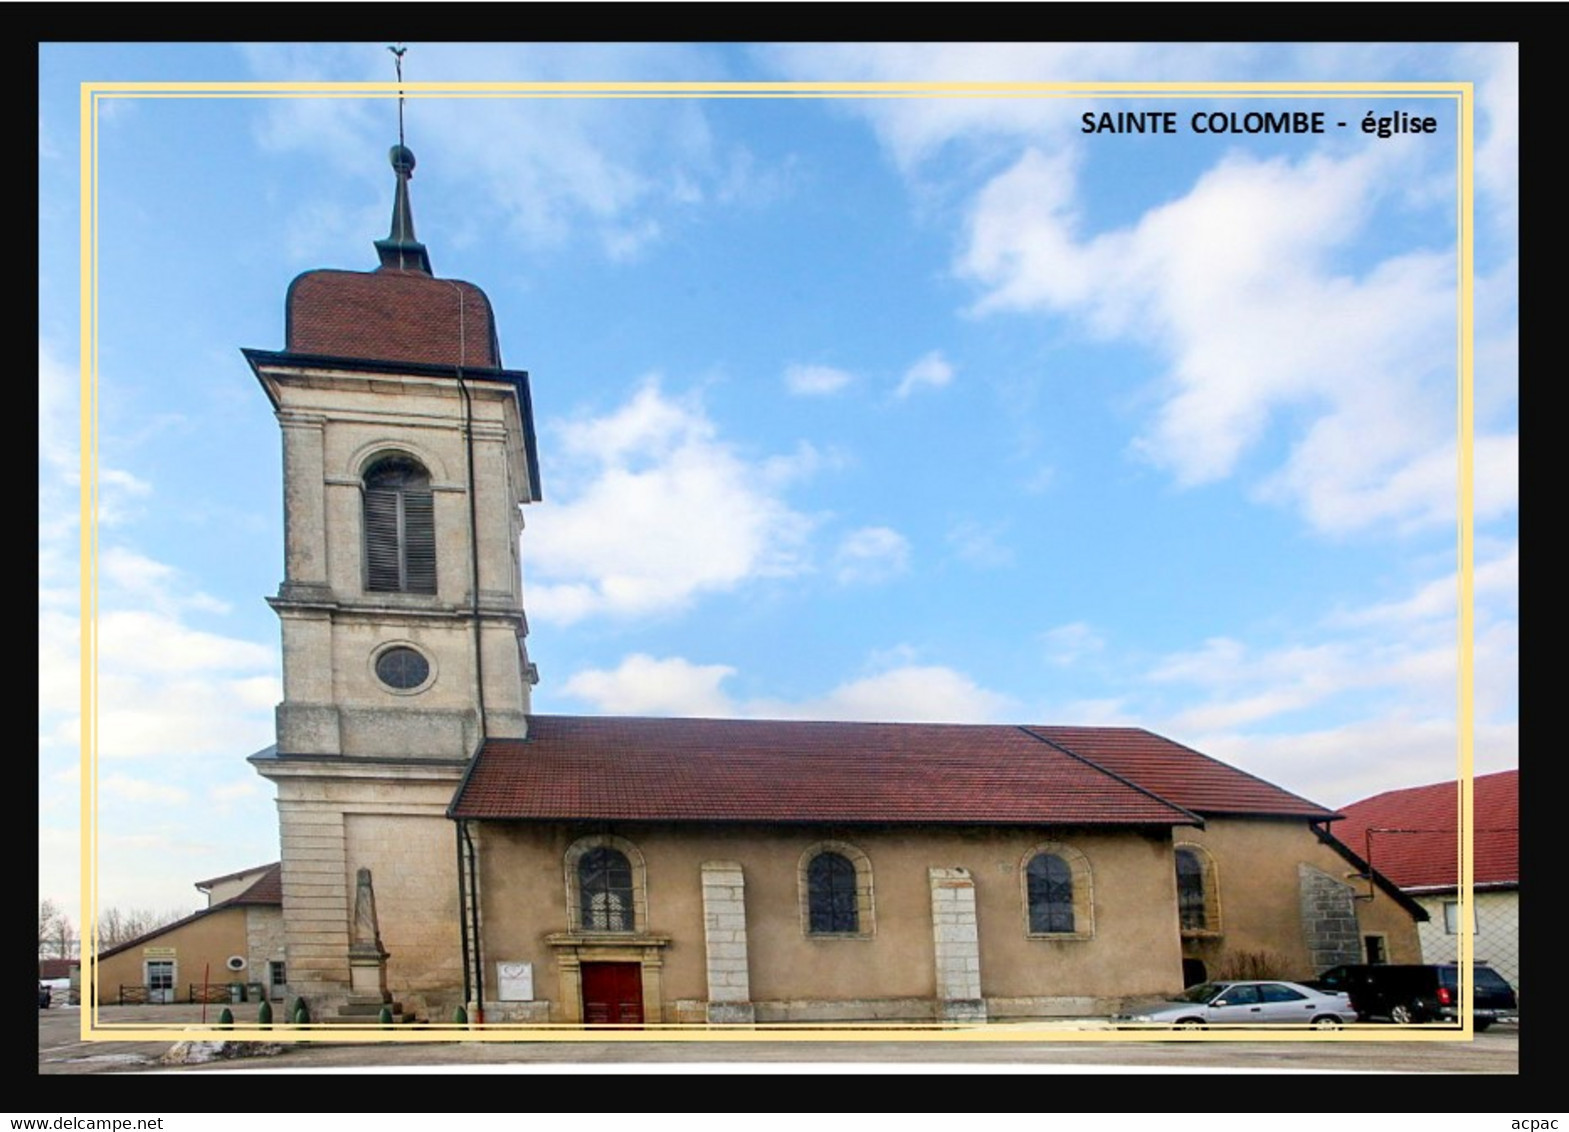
[246,144,541,1012]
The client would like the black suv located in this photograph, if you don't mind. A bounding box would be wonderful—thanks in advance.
[1308,963,1517,1029]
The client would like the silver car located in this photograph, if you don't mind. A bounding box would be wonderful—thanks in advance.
[1120,980,1353,1027]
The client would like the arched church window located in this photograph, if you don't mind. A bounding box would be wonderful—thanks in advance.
[578,846,635,933]
[806,851,859,934]
[1019,841,1093,939]
[1175,844,1221,934]
[363,455,436,594]
[1026,852,1076,934]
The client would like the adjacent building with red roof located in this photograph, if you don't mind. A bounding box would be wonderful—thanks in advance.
[1333,769,1519,991]
[94,864,285,1006]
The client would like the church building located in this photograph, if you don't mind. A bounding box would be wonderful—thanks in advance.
[247,144,1424,1026]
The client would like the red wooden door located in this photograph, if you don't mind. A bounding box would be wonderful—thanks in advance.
[580,962,643,1024]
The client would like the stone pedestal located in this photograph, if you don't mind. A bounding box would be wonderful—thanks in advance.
[323,866,419,1024]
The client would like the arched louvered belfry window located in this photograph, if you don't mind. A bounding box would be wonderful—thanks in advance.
[807,851,859,934]
[363,455,436,594]
[1026,852,1076,934]
[578,846,635,933]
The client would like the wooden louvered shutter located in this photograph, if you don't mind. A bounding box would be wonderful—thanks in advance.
[364,485,403,591]
[402,488,436,593]
[363,457,437,594]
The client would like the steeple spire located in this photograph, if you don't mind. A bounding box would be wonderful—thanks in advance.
[374,45,432,274]
[374,144,432,274]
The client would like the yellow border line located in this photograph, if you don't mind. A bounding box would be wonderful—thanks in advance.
[76,78,1478,1047]
[81,79,1472,94]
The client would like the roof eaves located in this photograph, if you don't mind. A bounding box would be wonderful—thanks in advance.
[1312,822,1431,921]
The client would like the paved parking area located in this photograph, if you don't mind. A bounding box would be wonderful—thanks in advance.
[39,1004,1519,1074]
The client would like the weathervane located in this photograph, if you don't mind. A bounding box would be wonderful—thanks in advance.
[389,43,407,149]
[375,42,431,274]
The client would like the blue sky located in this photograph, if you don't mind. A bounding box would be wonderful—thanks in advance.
[39,43,1518,921]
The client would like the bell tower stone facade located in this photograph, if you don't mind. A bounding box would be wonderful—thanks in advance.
[248,145,540,1015]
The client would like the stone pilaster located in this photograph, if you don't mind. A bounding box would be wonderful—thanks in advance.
[929,867,987,1023]
[701,860,755,1024]
[276,802,351,1003]
[276,410,331,601]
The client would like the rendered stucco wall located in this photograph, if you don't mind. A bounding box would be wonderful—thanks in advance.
[96,908,250,1005]
[475,821,1187,1022]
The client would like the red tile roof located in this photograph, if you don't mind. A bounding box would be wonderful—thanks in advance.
[228,863,283,906]
[1330,769,1518,892]
[1026,726,1338,819]
[287,268,500,368]
[450,716,1331,825]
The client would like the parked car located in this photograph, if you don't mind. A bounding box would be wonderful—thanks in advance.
[1119,980,1352,1027]
[1307,963,1517,1029]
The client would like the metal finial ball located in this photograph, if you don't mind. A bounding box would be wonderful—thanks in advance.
[389,145,417,174]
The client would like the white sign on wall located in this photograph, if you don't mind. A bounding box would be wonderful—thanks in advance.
[496,961,534,1001]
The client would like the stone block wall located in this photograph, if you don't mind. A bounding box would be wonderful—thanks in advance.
[1298,863,1361,972]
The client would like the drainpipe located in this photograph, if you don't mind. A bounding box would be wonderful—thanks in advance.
[461,820,485,1021]
[447,281,487,1023]
[445,280,487,746]
[456,821,472,1012]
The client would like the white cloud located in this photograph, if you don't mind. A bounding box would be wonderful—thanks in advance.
[758,43,1251,170]
[1133,545,1516,805]
[1041,621,1103,666]
[946,520,1014,569]
[244,43,755,264]
[1458,43,1518,232]
[561,654,738,717]
[209,779,264,804]
[833,526,910,585]
[101,774,190,806]
[39,339,77,477]
[791,666,1011,723]
[960,142,1469,535]
[39,599,279,763]
[528,381,815,623]
[895,351,953,398]
[1193,715,1517,813]
[1050,698,1136,727]
[562,653,1012,725]
[98,610,274,674]
[1332,541,1517,630]
[759,45,1515,540]
[100,548,231,616]
[784,363,853,396]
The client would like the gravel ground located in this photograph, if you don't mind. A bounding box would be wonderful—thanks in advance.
[39,1003,1520,1075]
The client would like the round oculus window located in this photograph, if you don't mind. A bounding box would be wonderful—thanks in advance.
[375,646,431,691]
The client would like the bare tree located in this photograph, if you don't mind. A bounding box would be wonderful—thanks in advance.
[96,906,188,948]
[38,899,77,959]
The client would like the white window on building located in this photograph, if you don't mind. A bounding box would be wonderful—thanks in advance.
[1443,900,1480,935]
